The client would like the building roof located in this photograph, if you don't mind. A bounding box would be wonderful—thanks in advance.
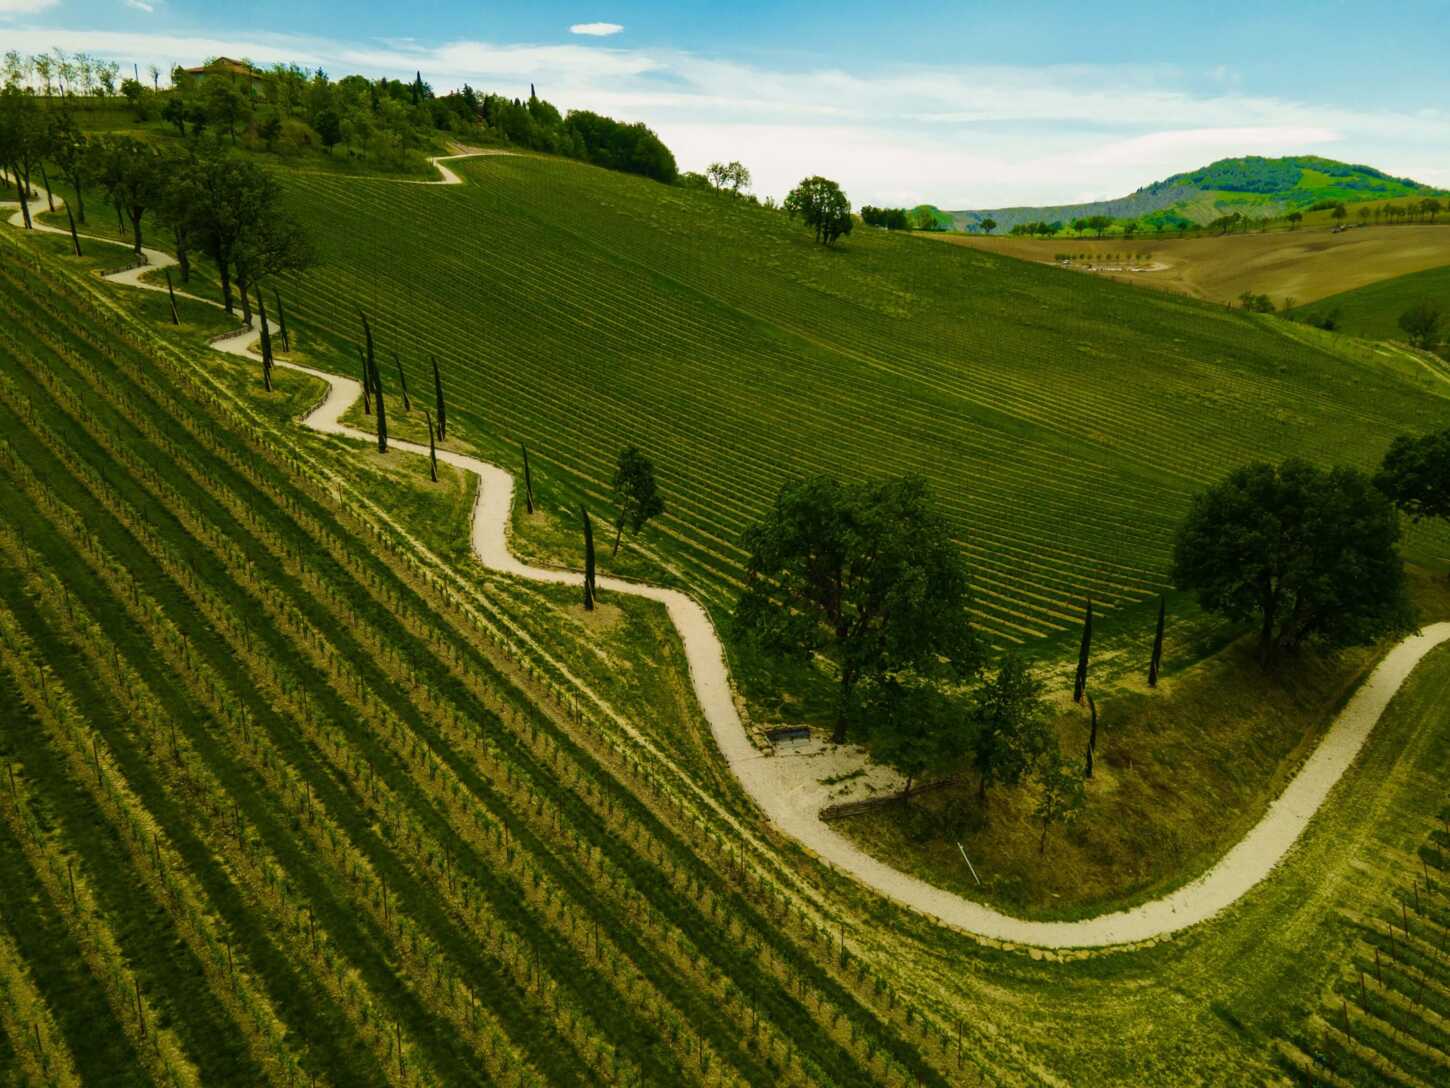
[180,57,267,78]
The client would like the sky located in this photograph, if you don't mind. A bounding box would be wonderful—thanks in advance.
[4,1,1449,208]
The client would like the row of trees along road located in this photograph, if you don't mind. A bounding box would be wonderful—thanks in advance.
[1,80,312,324]
[732,433,1445,844]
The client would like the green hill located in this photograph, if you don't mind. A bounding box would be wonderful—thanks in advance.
[1291,263,1450,345]
[951,155,1442,233]
[7,149,1450,1088]
[262,153,1450,653]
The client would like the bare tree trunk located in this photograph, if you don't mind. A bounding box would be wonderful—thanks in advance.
[38,161,54,212]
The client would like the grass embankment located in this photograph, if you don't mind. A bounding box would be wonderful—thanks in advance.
[834,567,1450,919]
[932,221,1450,308]
[1290,263,1450,347]
[257,153,1450,672]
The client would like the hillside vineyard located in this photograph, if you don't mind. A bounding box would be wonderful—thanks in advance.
[277,155,1446,644]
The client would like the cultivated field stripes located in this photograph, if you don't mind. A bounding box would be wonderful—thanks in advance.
[1278,812,1450,1087]
[272,159,1443,644]
[0,249,968,1088]
[0,925,82,1088]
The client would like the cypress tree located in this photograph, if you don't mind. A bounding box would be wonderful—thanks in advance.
[1073,598,1093,704]
[431,355,446,440]
[273,289,290,352]
[394,352,411,411]
[163,268,180,325]
[65,206,82,256]
[522,443,534,514]
[359,311,387,454]
[424,410,438,482]
[358,347,372,415]
[256,287,274,392]
[1085,694,1097,778]
[581,505,596,611]
[1148,595,1166,688]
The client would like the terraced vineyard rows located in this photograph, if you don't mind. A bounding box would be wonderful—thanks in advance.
[1277,811,1450,1087]
[272,155,1450,643]
[0,239,981,1087]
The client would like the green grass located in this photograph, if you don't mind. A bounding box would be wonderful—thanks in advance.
[7,165,1450,1086]
[833,565,1450,920]
[0,231,964,1088]
[265,153,1450,665]
[1291,263,1450,345]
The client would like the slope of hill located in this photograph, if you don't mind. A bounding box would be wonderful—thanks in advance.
[951,155,1441,232]
[932,220,1450,307]
[263,153,1450,659]
[1291,263,1450,344]
[7,158,1450,1088]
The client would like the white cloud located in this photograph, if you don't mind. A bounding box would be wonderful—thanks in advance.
[0,0,59,14]
[3,25,1445,207]
[125,0,156,12]
[569,23,622,37]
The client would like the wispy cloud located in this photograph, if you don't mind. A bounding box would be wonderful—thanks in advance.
[125,0,156,12]
[569,23,622,37]
[3,25,1445,206]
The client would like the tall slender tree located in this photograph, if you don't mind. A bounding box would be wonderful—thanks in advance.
[163,268,180,325]
[360,311,386,453]
[273,289,290,352]
[358,347,372,415]
[256,287,274,392]
[65,205,81,256]
[1148,596,1166,688]
[1084,695,1097,778]
[521,443,534,514]
[581,505,596,611]
[424,410,438,482]
[611,446,665,556]
[393,352,411,411]
[431,355,446,439]
[1073,598,1093,704]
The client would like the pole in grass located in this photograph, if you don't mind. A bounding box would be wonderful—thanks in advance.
[273,289,290,352]
[394,352,411,411]
[581,505,596,611]
[522,443,534,513]
[65,205,82,256]
[424,410,438,482]
[163,269,180,325]
[1148,595,1165,687]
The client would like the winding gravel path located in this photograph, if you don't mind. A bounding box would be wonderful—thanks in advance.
[7,158,1446,950]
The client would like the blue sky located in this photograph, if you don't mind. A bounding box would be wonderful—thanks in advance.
[5,1,1449,207]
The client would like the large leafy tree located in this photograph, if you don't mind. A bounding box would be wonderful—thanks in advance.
[46,109,90,223]
[0,83,44,229]
[610,446,665,556]
[186,149,311,320]
[1398,301,1443,351]
[861,680,967,802]
[783,176,853,246]
[1375,428,1450,524]
[1172,459,1412,666]
[735,475,979,744]
[969,655,1055,806]
[92,135,164,255]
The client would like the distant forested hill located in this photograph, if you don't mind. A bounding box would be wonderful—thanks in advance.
[949,155,1441,233]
